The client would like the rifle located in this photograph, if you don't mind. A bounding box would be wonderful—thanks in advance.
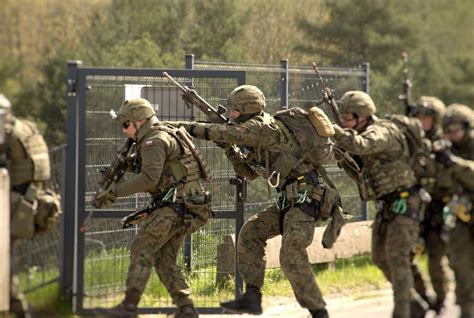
[121,205,155,229]
[81,137,135,232]
[311,62,341,125]
[162,72,228,124]
[398,51,414,116]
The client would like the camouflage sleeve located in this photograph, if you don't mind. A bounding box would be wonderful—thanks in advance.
[224,145,260,180]
[114,135,170,197]
[186,119,270,147]
[450,156,474,189]
[333,124,401,155]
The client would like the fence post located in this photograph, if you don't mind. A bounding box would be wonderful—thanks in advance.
[61,60,82,305]
[183,54,195,272]
[361,62,370,93]
[360,62,370,220]
[280,59,289,108]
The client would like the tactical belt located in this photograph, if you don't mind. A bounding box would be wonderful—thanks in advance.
[378,186,423,222]
[277,169,322,234]
[379,186,418,203]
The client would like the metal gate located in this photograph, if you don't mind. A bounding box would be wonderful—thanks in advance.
[64,62,246,315]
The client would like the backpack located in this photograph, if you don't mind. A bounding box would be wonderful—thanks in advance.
[385,114,436,180]
[273,106,334,164]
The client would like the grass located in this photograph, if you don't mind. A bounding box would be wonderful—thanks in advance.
[22,253,428,315]
[262,255,387,297]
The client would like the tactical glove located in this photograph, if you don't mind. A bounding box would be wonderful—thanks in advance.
[434,149,456,167]
[93,186,117,209]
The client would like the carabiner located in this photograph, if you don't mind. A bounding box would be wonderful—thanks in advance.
[267,171,280,188]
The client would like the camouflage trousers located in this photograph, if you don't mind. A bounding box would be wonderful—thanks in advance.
[237,204,326,310]
[372,212,423,318]
[125,205,208,307]
[448,220,474,317]
[421,203,450,305]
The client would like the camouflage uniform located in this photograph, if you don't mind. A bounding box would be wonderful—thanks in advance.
[172,85,342,318]
[411,96,450,312]
[334,91,428,318]
[440,104,474,318]
[0,94,60,318]
[93,98,211,318]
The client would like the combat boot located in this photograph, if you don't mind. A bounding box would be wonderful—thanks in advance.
[309,308,329,318]
[92,289,140,317]
[220,285,262,315]
[174,303,199,318]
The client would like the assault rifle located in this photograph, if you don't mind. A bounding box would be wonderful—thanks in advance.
[81,138,135,231]
[121,204,155,229]
[162,72,228,124]
[398,51,414,116]
[311,62,341,125]
[94,137,134,205]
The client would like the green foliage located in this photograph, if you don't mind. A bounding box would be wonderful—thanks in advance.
[0,0,472,148]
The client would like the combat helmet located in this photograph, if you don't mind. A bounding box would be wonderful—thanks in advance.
[442,103,474,130]
[338,91,376,117]
[413,96,446,123]
[226,85,265,115]
[0,93,11,110]
[117,98,155,124]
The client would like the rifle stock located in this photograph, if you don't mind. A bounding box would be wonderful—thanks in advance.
[162,72,228,124]
[311,62,342,125]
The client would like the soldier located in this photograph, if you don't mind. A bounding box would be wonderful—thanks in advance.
[410,96,450,313]
[439,103,474,318]
[92,98,212,318]
[169,85,344,318]
[0,93,61,318]
[333,91,429,318]
[442,103,474,160]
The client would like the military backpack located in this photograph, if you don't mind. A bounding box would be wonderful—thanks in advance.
[385,114,436,180]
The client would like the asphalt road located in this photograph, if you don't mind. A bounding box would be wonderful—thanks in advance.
[191,288,460,318]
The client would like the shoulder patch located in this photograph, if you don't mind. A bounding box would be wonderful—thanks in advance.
[144,139,154,147]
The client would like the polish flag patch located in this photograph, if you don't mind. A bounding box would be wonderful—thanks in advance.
[144,139,154,147]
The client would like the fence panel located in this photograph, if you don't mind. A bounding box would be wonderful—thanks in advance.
[193,58,370,221]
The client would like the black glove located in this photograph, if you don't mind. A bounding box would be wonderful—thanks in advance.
[434,149,456,167]
[93,187,117,209]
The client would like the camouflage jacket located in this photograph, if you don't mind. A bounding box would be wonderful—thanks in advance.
[114,117,205,199]
[174,112,332,189]
[333,117,417,201]
[451,129,474,160]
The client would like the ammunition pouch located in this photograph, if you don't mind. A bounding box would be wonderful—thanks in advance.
[182,192,212,234]
[11,185,38,239]
[356,171,376,201]
[277,170,332,233]
[35,188,62,234]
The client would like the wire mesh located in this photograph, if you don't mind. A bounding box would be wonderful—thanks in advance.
[194,60,369,221]
[11,146,64,304]
[81,73,241,309]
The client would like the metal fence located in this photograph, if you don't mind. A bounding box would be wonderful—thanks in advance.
[64,64,247,315]
[14,55,370,315]
[190,55,370,221]
[10,145,65,308]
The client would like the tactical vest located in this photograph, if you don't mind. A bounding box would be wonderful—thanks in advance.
[355,119,417,201]
[9,118,51,187]
[451,129,474,160]
[151,124,210,196]
[240,108,333,187]
[385,114,437,187]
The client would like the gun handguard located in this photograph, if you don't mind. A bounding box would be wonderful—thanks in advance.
[162,72,228,124]
[312,62,342,126]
